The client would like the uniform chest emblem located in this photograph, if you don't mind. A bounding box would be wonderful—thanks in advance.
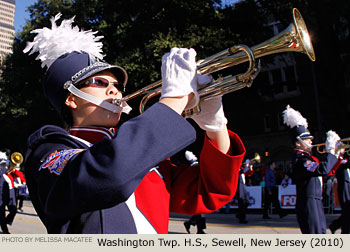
[304,160,318,172]
[39,149,84,175]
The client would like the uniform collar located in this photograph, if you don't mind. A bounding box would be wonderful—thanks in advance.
[294,148,310,155]
[294,148,319,163]
[69,126,116,144]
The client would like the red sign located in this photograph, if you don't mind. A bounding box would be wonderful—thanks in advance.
[281,195,296,207]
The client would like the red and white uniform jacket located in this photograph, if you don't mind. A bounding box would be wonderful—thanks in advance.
[24,103,245,233]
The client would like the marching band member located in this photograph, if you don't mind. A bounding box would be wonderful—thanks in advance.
[0,152,17,234]
[235,159,254,224]
[23,14,245,234]
[328,149,350,233]
[10,165,27,212]
[183,151,207,234]
[282,105,342,233]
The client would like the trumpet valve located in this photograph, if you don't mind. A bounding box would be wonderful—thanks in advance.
[182,105,201,118]
[112,99,122,106]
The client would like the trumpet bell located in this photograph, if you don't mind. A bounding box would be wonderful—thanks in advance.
[292,8,316,62]
[11,152,23,165]
[251,153,261,164]
[250,8,315,63]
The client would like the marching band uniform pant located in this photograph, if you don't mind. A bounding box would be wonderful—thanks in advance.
[296,197,326,234]
[0,204,17,226]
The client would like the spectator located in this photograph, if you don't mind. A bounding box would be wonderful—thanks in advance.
[259,176,265,187]
[281,173,292,187]
[262,161,286,219]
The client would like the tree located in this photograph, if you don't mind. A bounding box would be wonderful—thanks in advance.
[1,0,267,151]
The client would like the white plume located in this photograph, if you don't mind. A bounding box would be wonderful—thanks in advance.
[326,130,340,149]
[282,105,308,128]
[185,150,198,162]
[326,130,340,141]
[23,13,104,68]
[0,152,7,165]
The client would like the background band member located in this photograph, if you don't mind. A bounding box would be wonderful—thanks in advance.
[184,214,206,234]
[283,105,342,233]
[23,14,245,234]
[183,151,207,234]
[235,159,253,223]
[328,150,350,233]
[0,152,17,234]
[10,165,27,212]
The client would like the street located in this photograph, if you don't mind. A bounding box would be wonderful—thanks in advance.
[1,200,342,234]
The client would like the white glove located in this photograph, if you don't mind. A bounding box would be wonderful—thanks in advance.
[191,95,228,132]
[160,48,199,109]
[185,150,197,162]
[326,130,340,155]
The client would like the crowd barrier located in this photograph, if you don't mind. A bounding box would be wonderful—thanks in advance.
[224,183,340,211]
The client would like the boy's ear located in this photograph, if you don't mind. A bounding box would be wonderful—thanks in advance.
[65,93,78,109]
[295,141,302,148]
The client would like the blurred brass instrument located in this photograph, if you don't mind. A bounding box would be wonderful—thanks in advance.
[122,8,315,116]
[7,152,23,173]
[250,152,261,164]
[313,138,350,154]
[244,152,261,165]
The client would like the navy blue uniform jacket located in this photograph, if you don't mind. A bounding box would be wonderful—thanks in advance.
[292,149,340,233]
[24,103,197,233]
[335,162,350,207]
[0,167,9,206]
[292,149,338,200]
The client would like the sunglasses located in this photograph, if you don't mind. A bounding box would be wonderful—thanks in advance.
[77,77,125,93]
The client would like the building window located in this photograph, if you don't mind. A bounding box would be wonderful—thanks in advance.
[271,68,283,93]
[284,65,297,91]
[277,112,285,130]
[264,114,272,132]
[342,54,350,88]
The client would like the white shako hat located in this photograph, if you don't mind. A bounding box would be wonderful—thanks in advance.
[282,105,313,143]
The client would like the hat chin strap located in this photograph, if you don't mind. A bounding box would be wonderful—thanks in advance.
[296,136,312,150]
[67,84,132,114]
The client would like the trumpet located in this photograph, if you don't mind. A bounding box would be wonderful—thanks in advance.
[313,138,350,154]
[7,152,23,173]
[122,8,315,115]
[245,152,261,165]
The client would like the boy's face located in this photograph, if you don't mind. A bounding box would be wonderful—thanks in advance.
[295,138,313,152]
[270,162,276,169]
[67,71,124,128]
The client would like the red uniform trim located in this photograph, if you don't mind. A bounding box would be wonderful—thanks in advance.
[328,158,346,176]
[134,130,245,233]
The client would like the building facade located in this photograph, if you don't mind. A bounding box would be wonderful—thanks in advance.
[0,0,15,65]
